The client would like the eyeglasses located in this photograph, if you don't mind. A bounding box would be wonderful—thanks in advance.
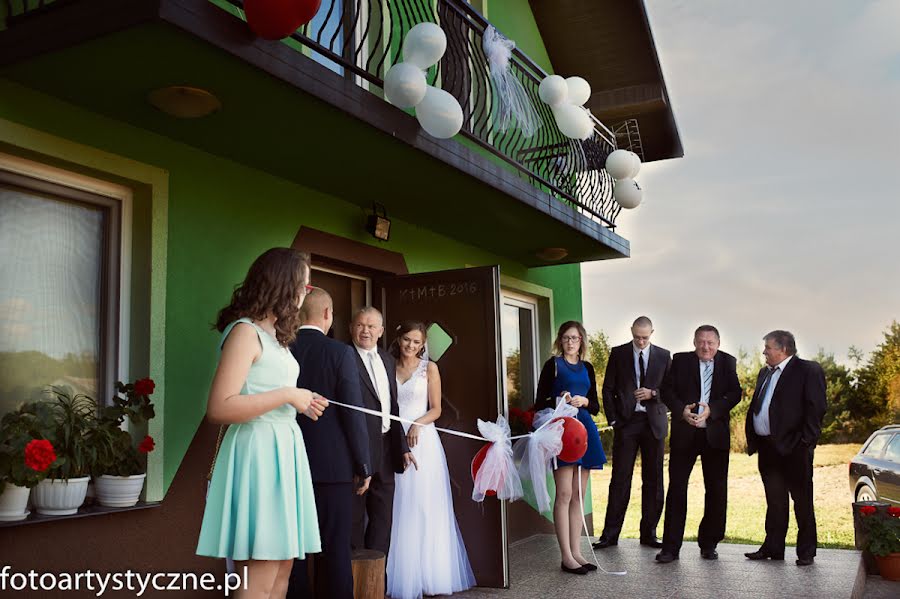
[562,335,582,343]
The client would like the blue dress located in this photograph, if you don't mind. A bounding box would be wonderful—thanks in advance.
[550,357,607,470]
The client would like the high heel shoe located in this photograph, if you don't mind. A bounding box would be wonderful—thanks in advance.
[560,563,588,575]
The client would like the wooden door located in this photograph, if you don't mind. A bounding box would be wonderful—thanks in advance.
[376,266,507,588]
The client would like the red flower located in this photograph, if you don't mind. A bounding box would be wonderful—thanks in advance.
[888,507,900,518]
[860,505,877,516]
[134,378,155,396]
[24,439,56,472]
[138,435,155,454]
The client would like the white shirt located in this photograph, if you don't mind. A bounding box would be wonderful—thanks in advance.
[355,344,392,433]
[752,355,793,436]
[696,358,715,428]
[299,324,325,334]
[633,343,651,413]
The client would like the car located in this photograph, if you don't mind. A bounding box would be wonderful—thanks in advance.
[849,424,900,504]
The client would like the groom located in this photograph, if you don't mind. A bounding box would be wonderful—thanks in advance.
[350,307,416,557]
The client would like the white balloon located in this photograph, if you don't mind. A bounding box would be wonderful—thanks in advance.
[629,151,642,178]
[614,178,643,209]
[566,76,591,106]
[538,75,568,107]
[384,62,427,109]
[415,86,463,139]
[402,22,447,70]
[553,104,592,140]
[605,149,634,180]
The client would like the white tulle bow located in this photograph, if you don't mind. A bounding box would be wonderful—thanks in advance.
[471,415,523,502]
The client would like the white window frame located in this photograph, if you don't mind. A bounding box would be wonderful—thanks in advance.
[500,290,539,406]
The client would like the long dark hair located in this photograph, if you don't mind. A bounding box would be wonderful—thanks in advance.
[214,248,310,346]
[553,320,588,361]
[389,320,428,359]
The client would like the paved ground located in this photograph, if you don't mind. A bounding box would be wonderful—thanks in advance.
[454,535,865,599]
[863,575,900,599]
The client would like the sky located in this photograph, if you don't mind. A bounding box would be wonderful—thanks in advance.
[582,0,900,364]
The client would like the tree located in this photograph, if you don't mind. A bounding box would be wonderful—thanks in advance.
[851,321,900,432]
[813,349,855,443]
[586,330,611,390]
[730,347,764,452]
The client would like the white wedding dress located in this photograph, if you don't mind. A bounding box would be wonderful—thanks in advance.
[387,359,476,599]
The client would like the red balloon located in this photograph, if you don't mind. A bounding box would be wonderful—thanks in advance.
[244,0,323,41]
[471,443,497,497]
[553,417,588,462]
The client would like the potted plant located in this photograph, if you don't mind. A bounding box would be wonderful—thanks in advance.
[860,505,900,581]
[0,404,58,521]
[30,388,99,515]
[91,378,156,508]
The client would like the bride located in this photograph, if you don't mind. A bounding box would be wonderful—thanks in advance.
[386,321,476,599]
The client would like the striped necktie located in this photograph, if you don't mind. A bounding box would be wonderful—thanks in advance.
[700,361,713,403]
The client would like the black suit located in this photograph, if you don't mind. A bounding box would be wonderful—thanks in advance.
[661,351,742,555]
[287,328,370,599]
[350,345,410,556]
[600,342,671,542]
[745,356,826,559]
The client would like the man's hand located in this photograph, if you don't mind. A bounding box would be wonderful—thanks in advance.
[354,475,371,496]
[693,403,711,425]
[403,452,418,471]
[303,394,329,421]
[634,387,653,402]
[682,403,697,424]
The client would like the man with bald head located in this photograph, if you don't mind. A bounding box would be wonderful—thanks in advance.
[287,288,370,599]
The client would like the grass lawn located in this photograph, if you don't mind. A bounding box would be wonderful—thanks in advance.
[589,443,859,549]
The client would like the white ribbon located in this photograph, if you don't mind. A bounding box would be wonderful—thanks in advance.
[472,416,523,502]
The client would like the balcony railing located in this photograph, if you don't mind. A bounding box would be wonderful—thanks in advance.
[3,0,623,227]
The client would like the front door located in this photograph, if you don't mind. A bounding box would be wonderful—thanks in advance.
[377,266,507,588]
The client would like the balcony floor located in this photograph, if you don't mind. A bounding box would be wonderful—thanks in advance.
[459,536,863,599]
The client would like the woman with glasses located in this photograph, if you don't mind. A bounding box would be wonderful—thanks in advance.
[535,320,607,575]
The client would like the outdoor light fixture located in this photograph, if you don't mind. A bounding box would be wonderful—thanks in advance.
[147,86,221,119]
[366,203,391,242]
[536,247,568,261]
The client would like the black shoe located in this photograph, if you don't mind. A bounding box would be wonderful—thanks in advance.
[796,557,815,567]
[640,537,663,548]
[700,549,718,560]
[744,549,785,561]
[592,537,617,549]
[561,563,588,575]
[655,551,679,563]
[579,562,598,571]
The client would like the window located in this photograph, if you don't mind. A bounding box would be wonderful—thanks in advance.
[501,293,538,410]
[864,433,890,457]
[0,170,121,417]
[884,435,900,464]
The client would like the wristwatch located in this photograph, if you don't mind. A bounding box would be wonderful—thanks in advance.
[651,389,658,399]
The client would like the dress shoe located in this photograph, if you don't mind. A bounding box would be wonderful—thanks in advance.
[640,537,663,548]
[579,562,598,571]
[560,563,588,575]
[796,557,815,567]
[655,551,679,563]
[744,549,784,561]
[592,537,617,549]
[700,550,719,560]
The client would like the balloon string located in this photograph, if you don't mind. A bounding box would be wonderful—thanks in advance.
[578,465,627,576]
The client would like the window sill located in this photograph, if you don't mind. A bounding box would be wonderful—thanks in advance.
[0,501,162,528]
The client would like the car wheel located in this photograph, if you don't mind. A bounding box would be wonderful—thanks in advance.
[856,484,877,502]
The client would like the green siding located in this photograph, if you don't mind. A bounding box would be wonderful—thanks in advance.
[0,78,584,494]
[484,0,555,74]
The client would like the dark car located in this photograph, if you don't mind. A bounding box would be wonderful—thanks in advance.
[849,424,900,503]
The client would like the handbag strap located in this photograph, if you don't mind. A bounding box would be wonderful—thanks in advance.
[207,424,226,481]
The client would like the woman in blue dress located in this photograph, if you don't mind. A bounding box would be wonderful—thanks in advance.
[534,320,607,575]
[197,248,328,598]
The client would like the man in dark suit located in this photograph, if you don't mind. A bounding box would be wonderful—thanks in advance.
[594,316,672,549]
[744,330,826,566]
[287,289,371,599]
[349,307,415,557]
[656,325,742,563]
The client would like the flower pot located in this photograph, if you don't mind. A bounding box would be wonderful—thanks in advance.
[94,474,146,508]
[0,484,31,522]
[32,477,90,516]
[875,553,900,581]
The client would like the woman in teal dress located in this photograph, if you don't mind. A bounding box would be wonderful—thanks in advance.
[534,320,607,575]
[197,248,327,598]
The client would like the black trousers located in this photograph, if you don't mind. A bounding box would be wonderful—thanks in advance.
[757,436,818,559]
[661,428,729,555]
[351,433,395,556]
[287,482,354,599]
[601,412,664,541]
